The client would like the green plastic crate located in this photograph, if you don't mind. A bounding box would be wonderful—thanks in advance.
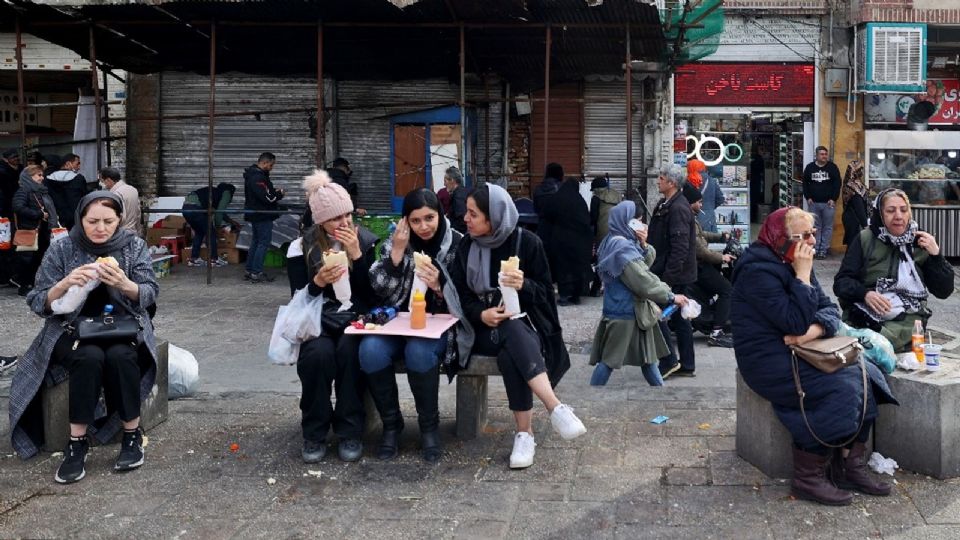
[263,248,286,268]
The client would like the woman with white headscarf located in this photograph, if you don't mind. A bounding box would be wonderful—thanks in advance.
[834,188,954,351]
[450,184,586,470]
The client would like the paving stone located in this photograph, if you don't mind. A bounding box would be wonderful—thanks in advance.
[665,467,711,486]
[506,501,617,539]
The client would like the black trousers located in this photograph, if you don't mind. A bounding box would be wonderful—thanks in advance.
[690,263,732,329]
[658,284,696,372]
[297,334,365,442]
[473,318,545,412]
[51,333,142,425]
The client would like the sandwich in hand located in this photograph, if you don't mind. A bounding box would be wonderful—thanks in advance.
[322,250,349,269]
[500,256,520,273]
[97,256,119,267]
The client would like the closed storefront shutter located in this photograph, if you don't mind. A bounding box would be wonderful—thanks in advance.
[530,83,582,192]
[583,79,646,196]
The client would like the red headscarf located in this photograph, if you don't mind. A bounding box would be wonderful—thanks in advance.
[686,159,706,189]
[757,206,794,261]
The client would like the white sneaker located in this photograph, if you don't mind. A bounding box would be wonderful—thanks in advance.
[187,258,206,267]
[509,432,536,469]
[550,403,587,440]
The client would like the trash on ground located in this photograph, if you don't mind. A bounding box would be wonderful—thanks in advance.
[651,415,669,424]
[868,451,898,476]
[267,478,276,485]
[229,443,240,453]
[307,470,323,478]
[697,423,711,430]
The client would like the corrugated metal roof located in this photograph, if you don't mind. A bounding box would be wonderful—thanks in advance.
[2,0,666,84]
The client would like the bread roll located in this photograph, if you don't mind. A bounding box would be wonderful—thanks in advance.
[322,250,348,269]
[97,256,119,267]
[500,256,520,273]
[413,251,432,270]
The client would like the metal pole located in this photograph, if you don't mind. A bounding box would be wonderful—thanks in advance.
[14,16,26,155]
[459,22,466,180]
[484,75,490,182]
[625,25,633,195]
[317,20,325,168]
[542,24,551,174]
[103,69,112,166]
[89,26,103,170]
[206,20,217,285]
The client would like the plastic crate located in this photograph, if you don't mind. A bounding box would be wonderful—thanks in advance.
[151,255,175,279]
[263,248,286,268]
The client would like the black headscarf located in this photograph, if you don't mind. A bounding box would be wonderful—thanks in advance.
[68,190,137,256]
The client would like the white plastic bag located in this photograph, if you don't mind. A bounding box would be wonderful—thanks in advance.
[681,299,702,320]
[51,278,101,314]
[269,305,301,366]
[868,451,898,476]
[280,288,324,342]
[167,344,200,399]
[897,352,922,371]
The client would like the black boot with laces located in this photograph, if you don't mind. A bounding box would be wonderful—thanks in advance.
[114,427,145,471]
[55,436,89,484]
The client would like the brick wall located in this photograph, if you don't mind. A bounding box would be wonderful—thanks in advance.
[722,0,828,13]
[506,116,530,199]
[853,0,960,24]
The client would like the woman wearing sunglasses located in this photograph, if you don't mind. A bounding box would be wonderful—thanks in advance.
[833,188,954,352]
[731,207,896,506]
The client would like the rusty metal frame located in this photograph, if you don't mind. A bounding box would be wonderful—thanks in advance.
[317,20,325,168]
[14,16,27,155]
[205,20,217,284]
[89,25,103,171]
[542,24,551,174]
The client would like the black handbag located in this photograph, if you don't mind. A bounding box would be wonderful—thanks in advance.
[74,312,142,343]
[321,309,356,338]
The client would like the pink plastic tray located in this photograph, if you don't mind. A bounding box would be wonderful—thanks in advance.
[344,312,458,339]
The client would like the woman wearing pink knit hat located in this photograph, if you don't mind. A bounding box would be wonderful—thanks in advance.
[295,169,380,464]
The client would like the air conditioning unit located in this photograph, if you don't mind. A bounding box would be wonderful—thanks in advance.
[856,23,926,93]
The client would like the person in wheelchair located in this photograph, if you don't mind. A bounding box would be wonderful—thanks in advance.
[682,183,735,348]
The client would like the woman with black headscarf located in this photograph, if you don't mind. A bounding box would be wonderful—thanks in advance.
[11,164,59,296]
[450,184,585,470]
[362,188,464,462]
[9,191,160,484]
[834,188,954,351]
[542,177,593,305]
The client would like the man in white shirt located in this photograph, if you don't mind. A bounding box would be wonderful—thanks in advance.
[99,167,142,236]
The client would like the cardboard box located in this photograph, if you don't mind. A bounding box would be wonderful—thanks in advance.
[192,247,244,265]
[218,230,238,249]
[161,215,188,230]
[146,228,180,246]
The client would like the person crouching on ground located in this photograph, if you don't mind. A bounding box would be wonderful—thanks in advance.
[590,201,687,387]
[362,188,464,462]
[731,207,897,506]
[296,170,378,464]
[449,184,586,469]
[8,191,160,484]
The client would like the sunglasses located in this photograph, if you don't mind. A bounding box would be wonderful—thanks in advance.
[788,229,817,241]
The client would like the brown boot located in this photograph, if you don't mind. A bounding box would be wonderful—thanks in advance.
[791,448,853,506]
[834,442,892,496]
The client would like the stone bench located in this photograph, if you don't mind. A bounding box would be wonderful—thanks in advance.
[363,355,500,440]
[875,359,960,479]
[42,341,170,452]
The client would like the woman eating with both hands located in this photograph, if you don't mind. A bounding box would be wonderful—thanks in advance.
[834,188,954,352]
[590,200,687,387]
[731,207,897,506]
[449,183,586,470]
[295,170,379,465]
[362,188,464,462]
[9,191,160,484]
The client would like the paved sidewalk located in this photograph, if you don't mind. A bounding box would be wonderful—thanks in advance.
[1,257,959,539]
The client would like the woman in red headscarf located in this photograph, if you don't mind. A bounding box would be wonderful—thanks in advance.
[730,207,897,506]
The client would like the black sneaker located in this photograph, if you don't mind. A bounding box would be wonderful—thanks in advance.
[114,428,145,471]
[243,271,254,281]
[302,439,327,464]
[707,331,734,348]
[17,284,32,297]
[0,355,17,373]
[338,438,363,462]
[673,368,697,377]
[659,363,682,379]
[248,272,275,283]
[55,437,89,484]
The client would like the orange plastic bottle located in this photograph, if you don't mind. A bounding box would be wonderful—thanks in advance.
[410,289,427,330]
[912,319,925,363]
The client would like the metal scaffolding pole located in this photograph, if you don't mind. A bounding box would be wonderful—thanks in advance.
[625,25,633,195]
[89,26,103,170]
[103,69,112,166]
[459,22,466,176]
[206,20,217,285]
[14,16,27,154]
[317,20,325,168]
[542,24,551,174]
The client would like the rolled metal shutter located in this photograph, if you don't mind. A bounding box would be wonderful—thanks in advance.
[583,79,646,196]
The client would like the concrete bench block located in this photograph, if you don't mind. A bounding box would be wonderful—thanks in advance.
[875,361,960,479]
[362,355,500,440]
[43,341,170,452]
[736,370,794,479]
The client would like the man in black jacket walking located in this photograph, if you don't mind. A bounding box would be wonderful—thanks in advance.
[243,152,284,282]
[802,146,842,259]
[648,163,698,378]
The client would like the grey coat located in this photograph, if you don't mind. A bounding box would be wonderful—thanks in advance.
[9,235,159,459]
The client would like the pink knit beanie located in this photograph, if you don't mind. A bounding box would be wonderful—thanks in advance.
[304,169,353,224]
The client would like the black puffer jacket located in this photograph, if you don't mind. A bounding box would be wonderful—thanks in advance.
[648,191,698,286]
[243,164,283,222]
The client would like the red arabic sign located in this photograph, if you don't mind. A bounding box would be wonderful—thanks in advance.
[864,80,960,125]
[675,63,815,106]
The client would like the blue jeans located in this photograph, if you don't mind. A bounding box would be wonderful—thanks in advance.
[358,334,446,374]
[808,201,836,255]
[246,220,273,274]
[184,205,216,260]
[591,361,662,386]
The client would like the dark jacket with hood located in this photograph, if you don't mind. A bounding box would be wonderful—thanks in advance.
[731,240,897,449]
[243,164,284,222]
[44,169,89,229]
[327,168,359,210]
[648,190,698,286]
[542,179,593,284]
[13,172,59,232]
[447,186,469,234]
[0,159,20,218]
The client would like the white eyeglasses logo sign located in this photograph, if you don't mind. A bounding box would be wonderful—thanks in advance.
[685,135,744,166]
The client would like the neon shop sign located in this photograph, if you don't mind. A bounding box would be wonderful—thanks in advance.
[685,134,744,166]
